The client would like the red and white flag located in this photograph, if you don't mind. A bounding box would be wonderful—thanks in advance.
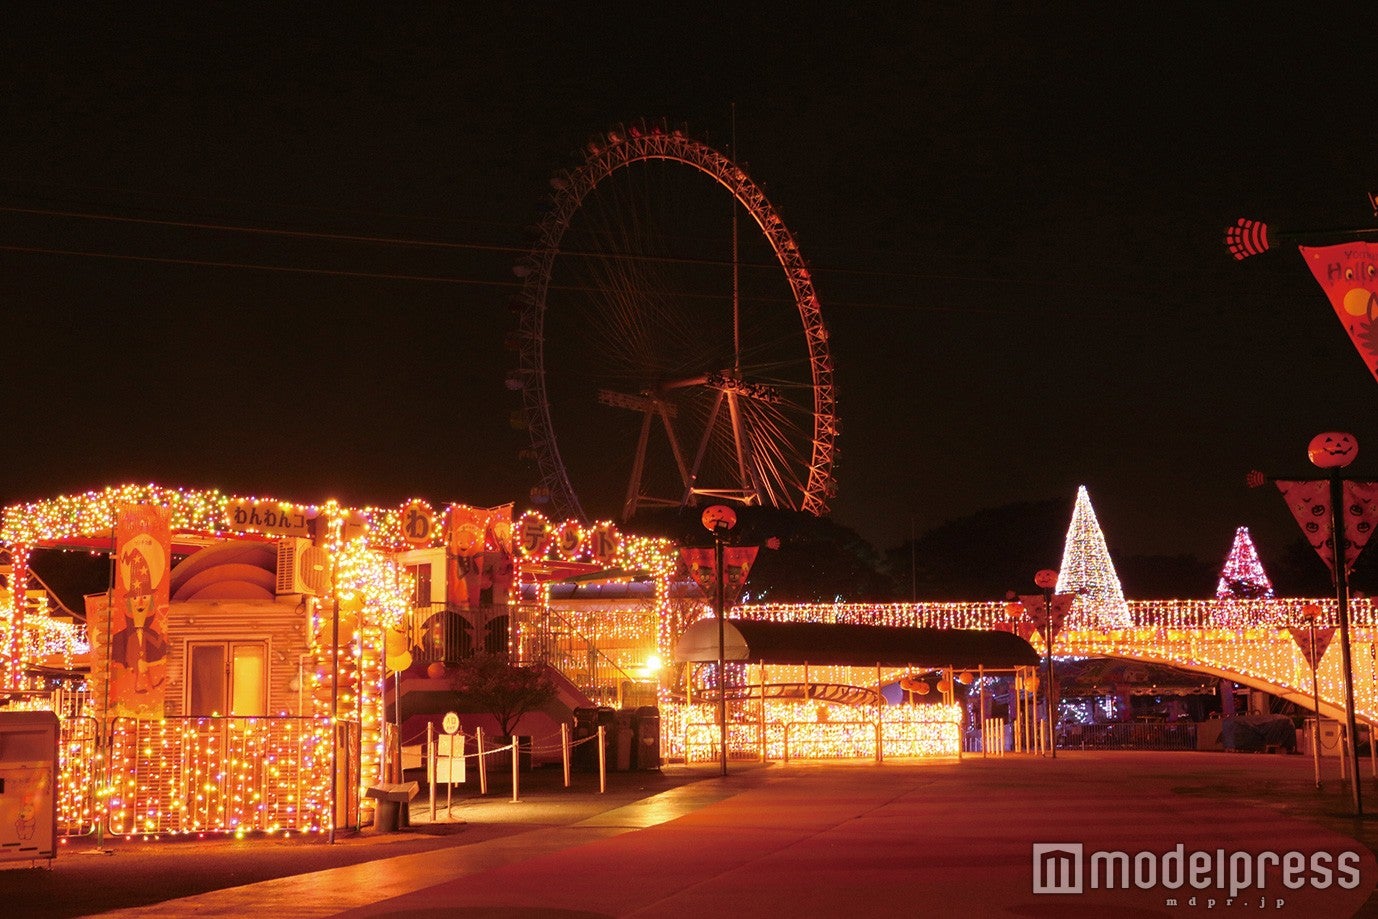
[1301,241,1378,383]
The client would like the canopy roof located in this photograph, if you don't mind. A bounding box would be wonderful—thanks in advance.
[675,618,1039,669]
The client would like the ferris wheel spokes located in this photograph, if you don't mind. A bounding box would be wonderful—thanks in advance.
[514,123,837,522]
[602,380,769,520]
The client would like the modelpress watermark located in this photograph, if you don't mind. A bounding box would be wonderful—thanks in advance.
[1033,842,1362,905]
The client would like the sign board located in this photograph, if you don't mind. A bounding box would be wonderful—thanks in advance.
[401,500,436,547]
[431,732,465,785]
[442,711,460,734]
[224,499,314,538]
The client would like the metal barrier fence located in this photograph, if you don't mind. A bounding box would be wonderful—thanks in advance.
[58,716,100,837]
[682,718,963,763]
[104,716,352,836]
[1057,722,1199,751]
[52,716,360,837]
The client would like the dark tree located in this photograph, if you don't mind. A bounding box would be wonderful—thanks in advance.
[1114,554,1217,600]
[448,654,556,737]
[633,505,895,602]
[884,499,1069,601]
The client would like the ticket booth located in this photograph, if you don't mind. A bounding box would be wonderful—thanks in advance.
[0,711,59,863]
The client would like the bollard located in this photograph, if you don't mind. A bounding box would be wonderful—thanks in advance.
[597,724,606,793]
[428,721,436,821]
[511,736,520,803]
[477,726,488,796]
[562,722,571,788]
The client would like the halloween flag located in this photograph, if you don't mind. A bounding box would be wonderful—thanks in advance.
[681,548,717,599]
[1019,593,1075,644]
[101,504,172,720]
[447,503,487,608]
[485,504,515,605]
[680,546,760,601]
[1275,479,1378,576]
[723,547,760,598]
[1301,242,1378,383]
[1286,625,1336,671]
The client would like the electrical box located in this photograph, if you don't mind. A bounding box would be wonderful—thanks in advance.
[0,710,58,863]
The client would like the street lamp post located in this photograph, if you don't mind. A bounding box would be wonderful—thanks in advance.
[1251,431,1370,816]
[701,505,738,777]
[1302,603,1324,790]
[1035,569,1059,760]
[1325,466,1363,817]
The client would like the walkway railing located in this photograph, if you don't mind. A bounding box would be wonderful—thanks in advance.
[738,597,1378,630]
[513,604,649,706]
[1057,721,1199,751]
[680,716,962,763]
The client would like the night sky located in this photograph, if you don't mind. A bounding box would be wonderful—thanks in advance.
[5,6,1378,572]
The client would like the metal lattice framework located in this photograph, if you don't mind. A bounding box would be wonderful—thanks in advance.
[512,123,838,523]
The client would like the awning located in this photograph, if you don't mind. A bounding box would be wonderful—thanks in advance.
[674,618,1040,669]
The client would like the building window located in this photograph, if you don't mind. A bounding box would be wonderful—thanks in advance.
[187,641,268,716]
[407,563,433,606]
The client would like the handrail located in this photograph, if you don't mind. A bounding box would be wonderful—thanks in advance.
[514,604,645,703]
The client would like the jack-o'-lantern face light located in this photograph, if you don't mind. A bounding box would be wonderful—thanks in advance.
[1308,431,1358,469]
[700,504,738,533]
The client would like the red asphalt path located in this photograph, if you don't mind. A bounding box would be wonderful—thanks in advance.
[97,752,1378,918]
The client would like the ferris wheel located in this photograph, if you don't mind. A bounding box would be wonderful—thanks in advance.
[510,120,838,524]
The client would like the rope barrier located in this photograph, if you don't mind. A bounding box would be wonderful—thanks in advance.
[413,721,616,815]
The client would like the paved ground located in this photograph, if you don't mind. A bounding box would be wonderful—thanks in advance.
[7,751,1378,917]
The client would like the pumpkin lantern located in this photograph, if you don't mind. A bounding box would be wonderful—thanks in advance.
[1308,431,1358,469]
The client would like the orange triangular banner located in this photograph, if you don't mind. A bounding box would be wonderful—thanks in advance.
[1020,593,1075,643]
[680,547,717,599]
[1301,242,1378,383]
[1277,479,1378,575]
[723,546,760,598]
[1286,625,1336,671]
[679,546,760,601]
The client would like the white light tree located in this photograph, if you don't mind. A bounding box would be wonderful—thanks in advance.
[1056,485,1131,629]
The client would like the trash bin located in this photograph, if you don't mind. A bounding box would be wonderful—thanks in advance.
[633,705,661,770]
[0,711,59,862]
[614,709,634,771]
[595,706,616,768]
[572,707,599,772]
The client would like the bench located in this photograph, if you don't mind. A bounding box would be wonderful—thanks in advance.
[366,781,418,832]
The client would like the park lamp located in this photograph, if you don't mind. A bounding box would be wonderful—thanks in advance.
[702,504,738,775]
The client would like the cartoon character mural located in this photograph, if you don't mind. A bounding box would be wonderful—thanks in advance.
[111,533,170,695]
[100,505,172,719]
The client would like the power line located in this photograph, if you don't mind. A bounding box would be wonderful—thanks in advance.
[0,242,1107,316]
[0,244,516,287]
[0,205,527,254]
[0,202,1130,291]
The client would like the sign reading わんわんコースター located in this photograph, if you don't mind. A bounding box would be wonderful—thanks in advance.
[223,499,313,537]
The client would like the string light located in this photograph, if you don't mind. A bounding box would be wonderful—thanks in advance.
[1056,485,1131,629]
[1216,526,1274,600]
[14,485,1378,831]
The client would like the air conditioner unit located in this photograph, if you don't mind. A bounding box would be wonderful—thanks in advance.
[276,537,330,596]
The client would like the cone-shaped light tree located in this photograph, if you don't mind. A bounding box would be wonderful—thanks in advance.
[1215,526,1274,600]
[1056,486,1131,629]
